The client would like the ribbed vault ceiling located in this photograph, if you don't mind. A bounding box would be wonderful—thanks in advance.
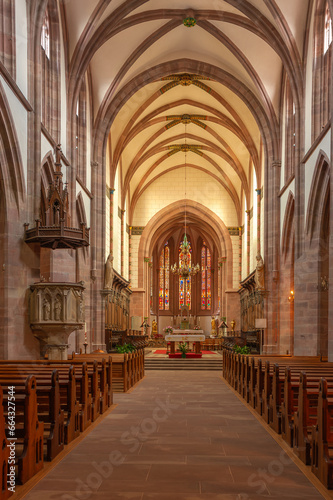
[65,0,310,229]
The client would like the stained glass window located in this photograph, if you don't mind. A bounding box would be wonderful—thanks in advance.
[201,242,211,310]
[159,244,170,310]
[179,236,192,309]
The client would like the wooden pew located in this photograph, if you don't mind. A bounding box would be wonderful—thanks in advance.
[0,370,65,461]
[70,353,114,403]
[0,361,92,433]
[294,372,321,464]
[311,378,333,488]
[2,375,44,484]
[0,384,13,498]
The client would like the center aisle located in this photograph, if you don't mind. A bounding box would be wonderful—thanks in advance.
[23,371,325,500]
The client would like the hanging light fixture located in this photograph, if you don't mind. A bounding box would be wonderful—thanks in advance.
[171,123,200,278]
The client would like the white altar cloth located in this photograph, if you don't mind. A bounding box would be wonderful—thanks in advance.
[165,334,205,342]
[172,329,204,335]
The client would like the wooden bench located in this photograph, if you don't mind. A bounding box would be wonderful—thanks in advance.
[2,375,44,484]
[0,369,65,462]
[311,378,333,488]
[0,384,14,498]
[0,364,80,445]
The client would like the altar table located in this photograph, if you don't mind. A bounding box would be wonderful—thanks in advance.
[165,334,205,354]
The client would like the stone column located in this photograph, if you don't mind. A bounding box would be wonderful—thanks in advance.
[239,226,242,283]
[265,160,281,353]
[246,209,251,275]
[256,188,261,254]
[110,188,115,256]
[121,209,125,276]
[144,257,150,335]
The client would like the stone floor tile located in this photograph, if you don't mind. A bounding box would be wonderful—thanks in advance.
[21,371,325,500]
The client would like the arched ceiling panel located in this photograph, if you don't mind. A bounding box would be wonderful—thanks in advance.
[89,19,169,118]
[119,25,254,93]
[63,0,310,251]
[137,85,237,124]
[210,21,283,115]
[127,1,246,18]
[274,0,311,55]
[65,0,96,59]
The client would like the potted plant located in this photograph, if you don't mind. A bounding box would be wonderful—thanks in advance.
[178,341,189,358]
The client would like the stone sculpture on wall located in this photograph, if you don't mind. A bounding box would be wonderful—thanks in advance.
[104,254,114,289]
[54,296,62,321]
[43,298,51,321]
[255,254,265,290]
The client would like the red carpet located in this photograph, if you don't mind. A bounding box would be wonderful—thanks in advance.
[153,349,216,355]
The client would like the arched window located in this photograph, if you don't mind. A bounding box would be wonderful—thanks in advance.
[159,244,170,310]
[75,80,87,183]
[313,1,332,139]
[40,2,60,139]
[284,80,296,182]
[201,242,211,310]
[324,4,332,53]
[179,237,192,310]
[41,11,50,59]
[0,0,16,77]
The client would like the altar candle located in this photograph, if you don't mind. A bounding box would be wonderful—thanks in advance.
[84,322,87,342]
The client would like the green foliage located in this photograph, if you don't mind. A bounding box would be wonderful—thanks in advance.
[116,343,136,353]
[233,345,251,355]
[178,342,189,354]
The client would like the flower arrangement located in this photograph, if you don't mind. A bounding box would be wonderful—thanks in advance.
[163,326,173,335]
[193,325,200,330]
[178,342,189,354]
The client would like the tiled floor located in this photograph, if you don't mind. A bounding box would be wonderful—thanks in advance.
[22,371,326,500]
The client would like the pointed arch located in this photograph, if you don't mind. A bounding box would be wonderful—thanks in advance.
[137,200,234,290]
[0,81,25,212]
[306,150,330,241]
[281,191,295,262]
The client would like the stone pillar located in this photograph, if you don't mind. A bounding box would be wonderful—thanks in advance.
[219,257,227,317]
[129,226,132,285]
[246,209,251,275]
[264,160,281,353]
[239,226,242,282]
[121,209,125,276]
[110,188,115,256]
[256,188,261,254]
[144,257,150,335]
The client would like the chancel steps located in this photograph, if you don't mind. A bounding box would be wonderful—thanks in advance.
[144,357,223,371]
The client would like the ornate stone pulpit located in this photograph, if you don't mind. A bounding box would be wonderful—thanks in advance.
[29,282,85,359]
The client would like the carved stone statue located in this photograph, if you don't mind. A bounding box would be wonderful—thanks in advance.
[104,254,114,289]
[255,253,265,290]
[43,298,51,321]
[78,298,84,321]
[54,296,62,321]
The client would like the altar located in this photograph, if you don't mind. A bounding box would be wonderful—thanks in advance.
[165,333,205,354]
